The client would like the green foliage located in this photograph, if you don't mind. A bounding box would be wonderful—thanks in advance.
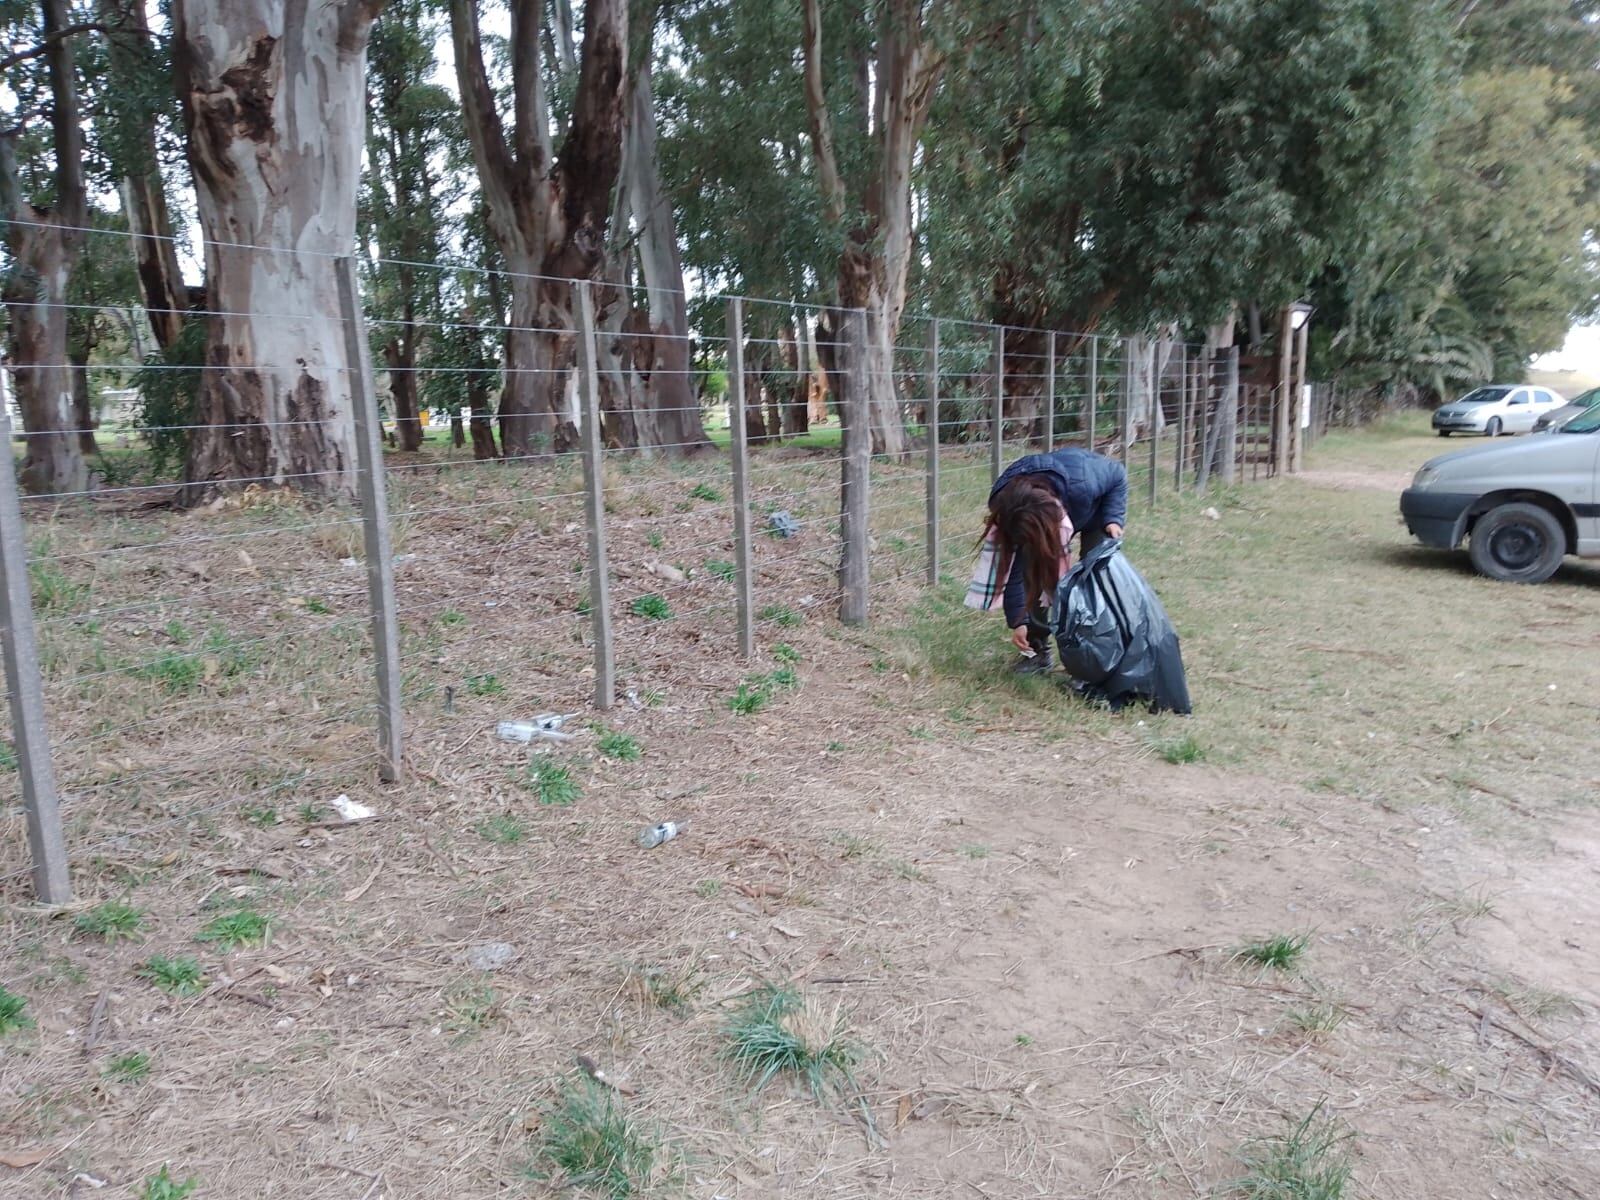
[466,672,505,697]
[689,482,723,502]
[477,814,527,844]
[0,986,32,1036]
[630,594,673,620]
[132,320,206,479]
[596,729,642,762]
[759,604,801,628]
[1224,1105,1353,1200]
[523,759,581,806]
[74,900,146,942]
[1156,734,1206,765]
[1233,933,1311,974]
[771,642,800,664]
[140,955,205,997]
[704,559,737,582]
[196,908,271,951]
[105,1051,153,1083]
[535,1079,666,1198]
[139,1165,198,1200]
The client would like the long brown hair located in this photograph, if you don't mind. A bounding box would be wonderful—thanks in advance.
[983,478,1064,610]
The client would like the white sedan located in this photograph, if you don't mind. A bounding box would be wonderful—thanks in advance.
[1431,385,1567,438]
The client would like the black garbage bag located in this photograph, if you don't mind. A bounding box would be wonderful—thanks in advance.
[1054,539,1192,714]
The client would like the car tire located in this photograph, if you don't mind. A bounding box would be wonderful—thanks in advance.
[1485,417,1503,437]
[1468,502,1566,584]
[1437,430,1451,437]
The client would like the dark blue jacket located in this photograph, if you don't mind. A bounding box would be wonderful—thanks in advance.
[989,448,1129,627]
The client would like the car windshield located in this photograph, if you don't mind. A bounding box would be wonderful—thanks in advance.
[1455,387,1510,405]
[1572,387,1600,409]
[1559,407,1600,434]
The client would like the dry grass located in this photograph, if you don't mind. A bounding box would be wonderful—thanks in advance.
[1,418,1598,1197]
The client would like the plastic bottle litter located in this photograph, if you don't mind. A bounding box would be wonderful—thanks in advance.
[496,713,579,744]
[767,510,799,539]
[638,821,682,849]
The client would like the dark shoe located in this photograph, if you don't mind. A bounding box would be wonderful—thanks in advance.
[1012,648,1055,676]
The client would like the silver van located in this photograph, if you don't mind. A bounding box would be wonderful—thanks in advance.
[1400,406,1600,582]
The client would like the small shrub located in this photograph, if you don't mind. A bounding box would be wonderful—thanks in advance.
[630,594,672,621]
[704,559,736,583]
[771,642,800,664]
[1283,1004,1348,1041]
[596,729,642,762]
[1233,932,1311,974]
[0,986,33,1035]
[1224,1105,1353,1200]
[537,1078,666,1198]
[140,955,205,996]
[139,1165,198,1200]
[524,759,581,807]
[105,1050,152,1082]
[303,597,332,615]
[29,561,88,612]
[74,900,146,943]
[196,907,271,951]
[724,985,859,1099]
[689,482,723,503]
[727,682,769,715]
[242,804,279,829]
[693,879,722,899]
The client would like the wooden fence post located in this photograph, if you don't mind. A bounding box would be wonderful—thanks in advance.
[925,320,940,586]
[1044,330,1056,453]
[1086,337,1098,451]
[839,308,871,625]
[576,281,616,707]
[336,256,404,783]
[726,298,756,657]
[990,324,1005,483]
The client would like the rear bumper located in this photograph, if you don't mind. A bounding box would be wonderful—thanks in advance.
[1400,489,1478,549]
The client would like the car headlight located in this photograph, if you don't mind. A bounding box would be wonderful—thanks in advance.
[1412,465,1439,490]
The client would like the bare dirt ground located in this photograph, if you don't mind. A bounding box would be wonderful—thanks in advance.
[3,418,1598,1198]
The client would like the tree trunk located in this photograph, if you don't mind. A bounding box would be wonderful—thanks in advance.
[0,0,91,496]
[743,340,770,443]
[173,0,384,504]
[106,0,188,350]
[781,321,811,437]
[69,342,98,456]
[383,336,423,451]
[468,381,497,459]
[621,57,709,456]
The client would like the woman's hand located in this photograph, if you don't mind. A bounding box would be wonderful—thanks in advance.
[1009,625,1033,653]
[1105,523,1124,539]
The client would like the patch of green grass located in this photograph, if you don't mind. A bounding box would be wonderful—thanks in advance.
[477,814,527,845]
[704,559,736,583]
[303,597,332,615]
[1232,932,1311,974]
[73,899,146,942]
[139,1165,198,1200]
[296,802,326,824]
[536,1077,666,1198]
[524,758,581,807]
[1283,1004,1348,1041]
[724,985,860,1100]
[689,482,724,503]
[890,859,928,882]
[438,608,467,627]
[576,595,593,617]
[1495,981,1580,1022]
[833,833,877,862]
[140,954,205,997]
[1224,1105,1353,1200]
[1156,733,1206,765]
[825,741,847,753]
[133,650,205,693]
[629,965,702,1013]
[29,560,88,612]
[0,741,14,771]
[1014,1033,1033,1047]
[727,682,769,715]
[646,531,666,550]
[466,672,505,697]
[0,986,33,1035]
[196,908,271,951]
[960,844,991,860]
[596,729,642,762]
[446,982,500,1033]
[771,642,800,664]
[693,879,722,899]
[759,604,802,628]
[104,1050,152,1083]
[630,593,672,621]
[242,804,279,829]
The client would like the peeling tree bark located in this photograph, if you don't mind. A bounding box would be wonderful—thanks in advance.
[173,0,386,504]
[448,0,627,459]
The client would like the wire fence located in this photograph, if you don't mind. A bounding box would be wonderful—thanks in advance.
[0,221,1314,901]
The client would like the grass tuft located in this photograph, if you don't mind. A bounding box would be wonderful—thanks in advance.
[724,984,860,1100]
[689,482,724,503]
[704,559,736,582]
[196,907,271,951]
[0,985,33,1035]
[630,593,672,621]
[105,1050,152,1083]
[1224,1104,1353,1199]
[596,728,642,762]
[139,1165,198,1200]
[466,672,505,697]
[1282,1003,1348,1041]
[727,682,769,715]
[524,758,581,806]
[1156,733,1206,765]
[74,899,147,942]
[537,1078,666,1198]
[140,954,206,997]
[477,814,527,845]
[1233,932,1311,974]
[771,642,801,664]
[759,604,802,628]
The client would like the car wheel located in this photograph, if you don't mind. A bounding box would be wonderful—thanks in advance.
[1485,417,1503,437]
[1437,430,1451,437]
[1468,502,1566,584]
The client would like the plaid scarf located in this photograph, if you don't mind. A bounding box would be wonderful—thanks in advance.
[965,514,1074,613]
